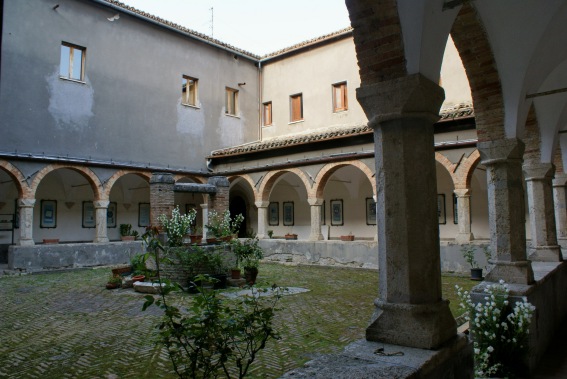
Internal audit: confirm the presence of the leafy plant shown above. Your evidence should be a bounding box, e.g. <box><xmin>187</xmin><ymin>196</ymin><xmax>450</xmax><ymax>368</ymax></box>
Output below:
<box><xmin>206</xmin><ymin>210</ymin><xmax>244</xmax><ymax>238</ymax></box>
<box><xmin>461</xmin><ymin>244</ymin><xmax>479</xmax><ymax>269</ymax></box>
<box><xmin>108</xmin><ymin>275</ymin><xmax>122</xmax><ymax>285</ymax></box>
<box><xmin>267</xmin><ymin>230</ymin><xmax>274</xmax><ymax>239</ymax></box>
<box><xmin>231</xmin><ymin>237</ymin><xmax>264</xmax><ymax>269</ymax></box>
<box><xmin>131</xmin><ymin>252</ymin><xmax>152</xmax><ymax>276</ymax></box>
<box><xmin>159</xmin><ymin>206</ymin><xmax>197</xmax><ymax>247</ymax></box>
<box><xmin>142</xmin><ymin>228</ymin><xmax>281</xmax><ymax>379</ymax></box>
<box><xmin>120</xmin><ymin>223</ymin><xmax>137</xmax><ymax>237</ymax></box>
<box><xmin>456</xmin><ymin>281</ymin><xmax>535</xmax><ymax>377</ymax></box>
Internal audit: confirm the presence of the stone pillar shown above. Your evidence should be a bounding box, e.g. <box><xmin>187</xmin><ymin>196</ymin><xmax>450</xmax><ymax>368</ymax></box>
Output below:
<box><xmin>478</xmin><ymin>138</ymin><xmax>534</xmax><ymax>284</ymax></box>
<box><xmin>149</xmin><ymin>172</ymin><xmax>175</xmax><ymax>227</ymax></box>
<box><xmin>207</xmin><ymin>176</ymin><xmax>230</xmax><ymax>216</ymax></box>
<box><xmin>18</xmin><ymin>198</ymin><xmax>35</xmax><ymax>246</ymax></box>
<box><xmin>356</xmin><ymin>74</ymin><xmax>456</xmax><ymax>349</ymax></box>
<box><xmin>553</xmin><ymin>173</ymin><xmax>567</xmax><ymax>248</ymax></box>
<box><xmin>307</xmin><ymin>198</ymin><xmax>324</xmax><ymax>241</ymax></box>
<box><xmin>94</xmin><ymin>200</ymin><xmax>110</xmax><ymax>243</ymax></box>
<box><xmin>523</xmin><ymin>163</ymin><xmax>562</xmax><ymax>261</ymax></box>
<box><xmin>454</xmin><ymin>189</ymin><xmax>474</xmax><ymax>243</ymax></box>
<box><xmin>255</xmin><ymin>201</ymin><xmax>269</xmax><ymax>239</ymax></box>
<box><xmin>201</xmin><ymin>201</ymin><xmax>209</xmax><ymax>239</ymax></box>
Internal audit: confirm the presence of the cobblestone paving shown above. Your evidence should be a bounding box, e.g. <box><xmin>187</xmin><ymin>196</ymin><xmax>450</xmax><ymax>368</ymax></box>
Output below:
<box><xmin>0</xmin><ymin>264</ymin><xmax>475</xmax><ymax>379</ymax></box>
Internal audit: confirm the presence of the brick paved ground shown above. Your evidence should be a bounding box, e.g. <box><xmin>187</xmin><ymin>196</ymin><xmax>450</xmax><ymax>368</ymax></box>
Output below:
<box><xmin>0</xmin><ymin>264</ymin><xmax>474</xmax><ymax>379</ymax></box>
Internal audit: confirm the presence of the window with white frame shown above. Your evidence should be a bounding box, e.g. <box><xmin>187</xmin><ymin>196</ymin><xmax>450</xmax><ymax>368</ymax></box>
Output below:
<box><xmin>59</xmin><ymin>42</ymin><xmax>86</xmax><ymax>81</ymax></box>
<box><xmin>182</xmin><ymin>75</ymin><xmax>198</xmax><ymax>106</ymax></box>
<box><xmin>225</xmin><ymin>87</ymin><xmax>239</xmax><ymax>116</ymax></box>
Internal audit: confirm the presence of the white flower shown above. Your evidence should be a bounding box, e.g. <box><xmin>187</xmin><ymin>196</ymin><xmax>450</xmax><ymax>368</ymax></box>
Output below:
<box><xmin>487</xmin><ymin>346</ymin><xmax>494</xmax><ymax>352</ymax></box>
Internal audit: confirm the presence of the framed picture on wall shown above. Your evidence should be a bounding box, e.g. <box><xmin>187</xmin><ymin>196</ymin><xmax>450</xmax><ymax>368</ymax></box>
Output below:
<box><xmin>366</xmin><ymin>198</ymin><xmax>377</xmax><ymax>225</ymax></box>
<box><xmin>107</xmin><ymin>202</ymin><xmax>117</xmax><ymax>228</ymax></box>
<box><xmin>14</xmin><ymin>199</ymin><xmax>19</xmax><ymax>229</ymax></box>
<box><xmin>268</xmin><ymin>202</ymin><xmax>279</xmax><ymax>226</ymax></box>
<box><xmin>330</xmin><ymin>199</ymin><xmax>343</xmax><ymax>226</ymax></box>
<box><xmin>82</xmin><ymin>201</ymin><xmax>95</xmax><ymax>228</ymax></box>
<box><xmin>0</xmin><ymin>214</ymin><xmax>13</xmax><ymax>231</ymax></box>
<box><xmin>40</xmin><ymin>200</ymin><xmax>57</xmax><ymax>228</ymax></box>
<box><xmin>453</xmin><ymin>193</ymin><xmax>458</xmax><ymax>224</ymax></box>
<box><xmin>321</xmin><ymin>200</ymin><xmax>326</xmax><ymax>225</ymax></box>
<box><xmin>139</xmin><ymin>203</ymin><xmax>150</xmax><ymax>227</ymax></box>
<box><xmin>438</xmin><ymin>194</ymin><xmax>446</xmax><ymax>224</ymax></box>
<box><xmin>283</xmin><ymin>202</ymin><xmax>294</xmax><ymax>226</ymax></box>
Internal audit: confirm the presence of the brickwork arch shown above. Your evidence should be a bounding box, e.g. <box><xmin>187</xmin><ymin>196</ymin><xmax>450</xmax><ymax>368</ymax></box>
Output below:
<box><xmin>102</xmin><ymin>170</ymin><xmax>151</xmax><ymax>199</ymax></box>
<box><xmin>313</xmin><ymin>160</ymin><xmax>376</xmax><ymax>199</ymax></box>
<box><xmin>30</xmin><ymin>164</ymin><xmax>103</xmax><ymax>200</ymax></box>
<box><xmin>0</xmin><ymin>159</ymin><xmax>31</xmax><ymax>198</ymax></box>
<box><xmin>257</xmin><ymin>168</ymin><xmax>311</xmax><ymax>202</ymax></box>
<box><xmin>451</xmin><ymin>3</ymin><xmax>505</xmax><ymax>142</ymax></box>
<box><xmin>435</xmin><ymin>150</ymin><xmax>481</xmax><ymax>190</ymax></box>
<box><xmin>228</xmin><ymin>174</ymin><xmax>258</xmax><ymax>200</ymax></box>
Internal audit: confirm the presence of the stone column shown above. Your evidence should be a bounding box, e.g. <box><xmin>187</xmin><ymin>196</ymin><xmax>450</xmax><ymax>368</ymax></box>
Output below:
<box><xmin>94</xmin><ymin>200</ymin><xmax>110</xmax><ymax>243</ymax></box>
<box><xmin>553</xmin><ymin>173</ymin><xmax>567</xmax><ymax>248</ymax></box>
<box><xmin>454</xmin><ymin>189</ymin><xmax>474</xmax><ymax>243</ymax></box>
<box><xmin>523</xmin><ymin>163</ymin><xmax>562</xmax><ymax>261</ymax></box>
<box><xmin>478</xmin><ymin>138</ymin><xmax>534</xmax><ymax>284</ymax></box>
<box><xmin>149</xmin><ymin>172</ymin><xmax>175</xmax><ymax>227</ymax></box>
<box><xmin>356</xmin><ymin>74</ymin><xmax>456</xmax><ymax>349</ymax></box>
<box><xmin>18</xmin><ymin>198</ymin><xmax>35</xmax><ymax>246</ymax></box>
<box><xmin>208</xmin><ymin>176</ymin><xmax>230</xmax><ymax>216</ymax></box>
<box><xmin>201</xmin><ymin>201</ymin><xmax>209</xmax><ymax>239</ymax></box>
<box><xmin>308</xmin><ymin>198</ymin><xmax>324</xmax><ymax>241</ymax></box>
<box><xmin>255</xmin><ymin>201</ymin><xmax>269</xmax><ymax>239</ymax></box>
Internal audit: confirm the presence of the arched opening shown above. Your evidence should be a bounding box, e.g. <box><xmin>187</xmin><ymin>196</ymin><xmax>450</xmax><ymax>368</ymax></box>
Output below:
<box><xmin>0</xmin><ymin>168</ymin><xmax>19</xmax><ymax>260</ymax></box>
<box><xmin>108</xmin><ymin>173</ymin><xmax>150</xmax><ymax>240</ymax></box>
<box><xmin>229</xmin><ymin>195</ymin><xmax>247</xmax><ymax>237</ymax></box>
<box><xmin>174</xmin><ymin>176</ymin><xmax>205</xmax><ymax>233</ymax></box>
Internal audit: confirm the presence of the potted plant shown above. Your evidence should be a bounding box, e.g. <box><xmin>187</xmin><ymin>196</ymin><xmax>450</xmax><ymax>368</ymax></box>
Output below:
<box><xmin>267</xmin><ymin>230</ymin><xmax>274</xmax><ymax>239</ymax></box>
<box><xmin>120</xmin><ymin>224</ymin><xmax>138</xmax><ymax>241</ymax></box>
<box><xmin>190</xmin><ymin>226</ymin><xmax>203</xmax><ymax>244</ymax></box>
<box><xmin>340</xmin><ymin>233</ymin><xmax>355</xmax><ymax>241</ymax></box>
<box><xmin>158</xmin><ymin>206</ymin><xmax>196</xmax><ymax>247</ymax></box>
<box><xmin>206</xmin><ymin>210</ymin><xmax>244</xmax><ymax>242</ymax></box>
<box><xmin>284</xmin><ymin>233</ymin><xmax>297</xmax><ymax>240</ymax></box>
<box><xmin>461</xmin><ymin>244</ymin><xmax>483</xmax><ymax>280</ymax></box>
<box><xmin>106</xmin><ymin>275</ymin><xmax>122</xmax><ymax>289</ymax></box>
<box><xmin>231</xmin><ymin>237</ymin><xmax>263</xmax><ymax>285</ymax></box>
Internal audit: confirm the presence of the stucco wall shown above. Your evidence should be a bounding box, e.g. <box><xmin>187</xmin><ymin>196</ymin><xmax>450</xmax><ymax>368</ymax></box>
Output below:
<box><xmin>0</xmin><ymin>0</ymin><xmax>259</xmax><ymax>171</ymax></box>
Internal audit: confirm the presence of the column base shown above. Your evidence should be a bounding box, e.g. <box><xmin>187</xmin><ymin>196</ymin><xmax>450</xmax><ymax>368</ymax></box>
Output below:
<box><xmin>528</xmin><ymin>245</ymin><xmax>563</xmax><ymax>262</ymax></box>
<box><xmin>454</xmin><ymin>232</ymin><xmax>474</xmax><ymax>244</ymax></box>
<box><xmin>366</xmin><ymin>299</ymin><xmax>456</xmax><ymax>349</ymax></box>
<box><xmin>18</xmin><ymin>239</ymin><xmax>35</xmax><ymax>246</ymax></box>
<box><xmin>485</xmin><ymin>259</ymin><xmax>535</xmax><ymax>284</ymax></box>
<box><xmin>94</xmin><ymin>237</ymin><xmax>110</xmax><ymax>243</ymax></box>
<box><xmin>308</xmin><ymin>234</ymin><xmax>323</xmax><ymax>241</ymax></box>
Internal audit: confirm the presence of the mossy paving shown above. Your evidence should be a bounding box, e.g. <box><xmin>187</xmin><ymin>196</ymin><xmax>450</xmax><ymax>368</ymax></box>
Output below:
<box><xmin>0</xmin><ymin>264</ymin><xmax>475</xmax><ymax>378</ymax></box>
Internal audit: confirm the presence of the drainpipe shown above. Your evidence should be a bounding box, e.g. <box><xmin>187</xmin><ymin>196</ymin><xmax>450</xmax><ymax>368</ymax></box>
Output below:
<box><xmin>258</xmin><ymin>60</ymin><xmax>263</xmax><ymax>141</ymax></box>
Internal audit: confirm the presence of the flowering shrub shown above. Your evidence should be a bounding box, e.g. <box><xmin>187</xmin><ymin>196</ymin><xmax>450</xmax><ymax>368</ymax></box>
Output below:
<box><xmin>206</xmin><ymin>210</ymin><xmax>244</xmax><ymax>238</ymax></box>
<box><xmin>158</xmin><ymin>206</ymin><xmax>196</xmax><ymax>247</ymax></box>
<box><xmin>456</xmin><ymin>280</ymin><xmax>535</xmax><ymax>378</ymax></box>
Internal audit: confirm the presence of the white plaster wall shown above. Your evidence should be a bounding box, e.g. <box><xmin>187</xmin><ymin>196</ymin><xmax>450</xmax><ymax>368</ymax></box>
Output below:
<box><xmin>437</xmin><ymin>162</ymin><xmax>458</xmax><ymax>239</ymax></box>
<box><xmin>470</xmin><ymin>167</ymin><xmax>490</xmax><ymax>239</ymax></box>
<box><xmin>440</xmin><ymin>36</ymin><xmax>472</xmax><ymax>108</ymax></box>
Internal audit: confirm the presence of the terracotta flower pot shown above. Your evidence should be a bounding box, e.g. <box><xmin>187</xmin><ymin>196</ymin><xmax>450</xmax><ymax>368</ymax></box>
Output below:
<box><xmin>132</xmin><ymin>275</ymin><xmax>145</xmax><ymax>282</ymax></box>
<box><xmin>285</xmin><ymin>234</ymin><xmax>297</xmax><ymax>240</ymax></box>
<box><xmin>340</xmin><ymin>235</ymin><xmax>355</xmax><ymax>241</ymax></box>
<box><xmin>231</xmin><ymin>268</ymin><xmax>241</xmax><ymax>279</ymax></box>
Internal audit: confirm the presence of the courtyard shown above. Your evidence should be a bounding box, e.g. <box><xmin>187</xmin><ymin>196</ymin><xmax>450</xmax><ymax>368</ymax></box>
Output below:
<box><xmin>0</xmin><ymin>263</ymin><xmax>474</xmax><ymax>378</ymax></box>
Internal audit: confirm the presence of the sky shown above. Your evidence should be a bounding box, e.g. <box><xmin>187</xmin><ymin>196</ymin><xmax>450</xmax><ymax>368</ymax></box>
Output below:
<box><xmin>119</xmin><ymin>0</ymin><xmax>351</xmax><ymax>56</ymax></box>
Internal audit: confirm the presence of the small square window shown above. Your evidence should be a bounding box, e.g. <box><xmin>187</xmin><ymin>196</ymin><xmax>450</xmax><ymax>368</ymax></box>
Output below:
<box><xmin>333</xmin><ymin>82</ymin><xmax>348</xmax><ymax>112</ymax></box>
<box><xmin>290</xmin><ymin>93</ymin><xmax>303</xmax><ymax>122</ymax></box>
<box><xmin>60</xmin><ymin>42</ymin><xmax>86</xmax><ymax>81</ymax></box>
<box><xmin>263</xmin><ymin>102</ymin><xmax>272</xmax><ymax>126</ymax></box>
<box><xmin>182</xmin><ymin>75</ymin><xmax>198</xmax><ymax>106</ymax></box>
<box><xmin>226</xmin><ymin>87</ymin><xmax>239</xmax><ymax>116</ymax></box>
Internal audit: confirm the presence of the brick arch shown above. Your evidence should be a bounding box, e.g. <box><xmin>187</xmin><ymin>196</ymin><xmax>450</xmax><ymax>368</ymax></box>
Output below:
<box><xmin>228</xmin><ymin>174</ymin><xmax>258</xmax><ymax>200</ymax></box>
<box><xmin>257</xmin><ymin>168</ymin><xmax>312</xmax><ymax>202</ymax></box>
<box><xmin>0</xmin><ymin>160</ymin><xmax>31</xmax><ymax>198</ymax></box>
<box><xmin>102</xmin><ymin>170</ymin><xmax>151</xmax><ymax>199</ymax></box>
<box><xmin>313</xmin><ymin>160</ymin><xmax>376</xmax><ymax>199</ymax></box>
<box><xmin>451</xmin><ymin>3</ymin><xmax>505</xmax><ymax>142</ymax></box>
<box><xmin>173</xmin><ymin>174</ymin><xmax>206</xmax><ymax>184</ymax></box>
<box><xmin>458</xmin><ymin>150</ymin><xmax>481</xmax><ymax>189</ymax></box>
<box><xmin>435</xmin><ymin>152</ymin><xmax>457</xmax><ymax>182</ymax></box>
<box><xmin>30</xmin><ymin>164</ymin><xmax>103</xmax><ymax>200</ymax></box>
<box><xmin>345</xmin><ymin>0</ymin><xmax>407</xmax><ymax>84</ymax></box>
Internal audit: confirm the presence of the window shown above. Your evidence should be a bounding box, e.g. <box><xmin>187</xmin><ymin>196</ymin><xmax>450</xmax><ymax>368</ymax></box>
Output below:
<box><xmin>333</xmin><ymin>82</ymin><xmax>348</xmax><ymax>112</ymax></box>
<box><xmin>225</xmin><ymin>87</ymin><xmax>239</xmax><ymax>116</ymax></box>
<box><xmin>290</xmin><ymin>93</ymin><xmax>303</xmax><ymax>122</ymax></box>
<box><xmin>263</xmin><ymin>102</ymin><xmax>272</xmax><ymax>126</ymax></box>
<box><xmin>59</xmin><ymin>42</ymin><xmax>86</xmax><ymax>81</ymax></box>
<box><xmin>182</xmin><ymin>75</ymin><xmax>198</xmax><ymax>106</ymax></box>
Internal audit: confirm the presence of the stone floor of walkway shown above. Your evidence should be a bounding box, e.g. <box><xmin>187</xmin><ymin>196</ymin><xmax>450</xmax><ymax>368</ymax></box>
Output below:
<box><xmin>0</xmin><ymin>264</ymin><xmax>475</xmax><ymax>378</ymax></box>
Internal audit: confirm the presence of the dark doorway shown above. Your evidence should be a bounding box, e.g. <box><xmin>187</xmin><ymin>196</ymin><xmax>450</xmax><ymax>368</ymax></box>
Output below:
<box><xmin>229</xmin><ymin>196</ymin><xmax>247</xmax><ymax>237</ymax></box>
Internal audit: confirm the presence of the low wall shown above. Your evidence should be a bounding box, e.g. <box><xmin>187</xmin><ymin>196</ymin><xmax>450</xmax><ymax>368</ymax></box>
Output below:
<box><xmin>259</xmin><ymin>239</ymin><xmax>492</xmax><ymax>274</ymax></box>
<box><xmin>8</xmin><ymin>241</ymin><xmax>143</xmax><ymax>272</ymax></box>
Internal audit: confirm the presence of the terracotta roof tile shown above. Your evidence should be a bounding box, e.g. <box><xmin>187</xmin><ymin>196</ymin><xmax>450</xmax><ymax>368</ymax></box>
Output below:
<box><xmin>209</xmin><ymin>103</ymin><xmax>475</xmax><ymax>158</ymax></box>
<box><xmin>261</xmin><ymin>27</ymin><xmax>353</xmax><ymax>59</ymax></box>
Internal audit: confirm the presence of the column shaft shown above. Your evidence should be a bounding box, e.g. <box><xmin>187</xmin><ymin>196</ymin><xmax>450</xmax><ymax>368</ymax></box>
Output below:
<box><xmin>553</xmin><ymin>175</ymin><xmax>567</xmax><ymax>246</ymax></box>
<box><xmin>255</xmin><ymin>201</ymin><xmax>269</xmax><ymax>239</ymax></box>
<box><xmin>94</xmin><ymin>200</ymin><xmax>110</xmax><ymax>243</ymax></box>
<box><xmin>454</xmin><ymin>189</ymin><xmax>474</xmax><ymax>243</ymax></box>
<box><xmin>18</xmin><ymin>198</ymin><xmax>36</xmax><ymax>246</ymax></box>
<box><xmin>478</xmin><ymin>139</ymin><xmax>534</xmax><ymax>284</ymax></box>
<box><xmin>308</xmin><ymin>198</ymin><xmax>323</xmax><ymax>241</ymax></box>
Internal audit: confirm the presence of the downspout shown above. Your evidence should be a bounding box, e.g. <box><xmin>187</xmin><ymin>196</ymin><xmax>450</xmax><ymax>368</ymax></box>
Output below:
<box><xmin>258</xmin><ymin>60</ymin><xmax>263</xmax><ymax>141</ymax></box>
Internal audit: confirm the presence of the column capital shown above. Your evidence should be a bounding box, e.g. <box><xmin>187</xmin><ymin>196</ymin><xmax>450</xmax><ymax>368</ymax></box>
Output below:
<box><xmin>307</xmin><ymin>198</ymin><xmax>323</xmax><ymax>206</ymax></box>
<box><xmin>478</xmin><ymin>138</ymin><xmax>524</xmax><ymax>165</ymax></box>
<box><xmin>200</xmin><ymin>203</ymin><xmax>208</xmax><ymax>210</ymax></box>
<box><xmin>93</xmin><ymin>200</ymin><xmax>110</xmax><ymax>208</ymax></box>
<box><xmin>522</xmin><ymin>162</ymin><xmax>554</xmax><ymax>181</ymax></box>
<box><xmin>356</xmin><ymin>73</ymin><xmax>445</xmax><ymax>126</ymax></box>
<box><xmin>453</xmin><ymin>188</ymin><xmax>471</xmax><ymax>197</ymax></box>
<box><xmin>553</xmin><ymin>173</ymin><xmax>567</xmax><ymax>187</ymax></box>
<box><xmin>18</xmin><ymin>198</ymin><xmax>36</xmax><ymax>208</ymax></box>
<box><xmin>255</xmin><ymin>201</ymin><xmax>269</xmax><ymax>208</ymax></box>
<box><xmin>149</xmin><ymin>172</ymin><xmax>175</xmax><ymax>184</ymax></box>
